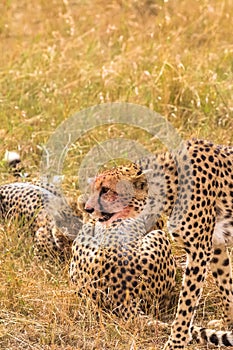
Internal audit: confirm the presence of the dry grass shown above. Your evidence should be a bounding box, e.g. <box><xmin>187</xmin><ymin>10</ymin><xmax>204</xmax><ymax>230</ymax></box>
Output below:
<box><xmin>0</xmin><ymin>0</ymin><xmax>233</xmax><ymax>349</ymax></box>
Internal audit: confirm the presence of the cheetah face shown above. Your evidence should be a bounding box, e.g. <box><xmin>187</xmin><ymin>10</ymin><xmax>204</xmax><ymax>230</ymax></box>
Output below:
<box><xmin>83</xmin><ymin>164</ymin><xmax>148</xmax><ymax>225</ymax></box>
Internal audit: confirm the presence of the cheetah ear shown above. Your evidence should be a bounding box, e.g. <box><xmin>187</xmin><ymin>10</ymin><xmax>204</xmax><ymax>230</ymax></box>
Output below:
<box><xmin>77</xmin><ymin>194</ymin><xmax>88</xmax><ymax>212</ymax></box>
<box><xmin>52</xmin><ymin>175</ymin><xmax>64</xmax><ymax>184</ymax></box>
<box><xmin>87</xmin><ymin>177</ymin><xmax>95</xmax><ymax>185</ymax></box>
<box><xmin>142</xmin><ymin>169</ymin><xmax>153</xmax><ymax>175</ymax></box>
<box><xmin>131</xmin><ymin>168</ymin><xmax>152</xmax><ymax>180</ymax></box>
<box><xmin>131</xmin><ymin>172</ymin><xmax>144</xmax><ymax>180</ymax></box>
<box><xmin>131</xmin><ymin>173</ymin><xmax>147</xmax><ymax>190</ymax></box>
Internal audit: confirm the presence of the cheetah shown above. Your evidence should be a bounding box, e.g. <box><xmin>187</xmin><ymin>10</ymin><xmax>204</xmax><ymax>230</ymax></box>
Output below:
<box><xmin>70</xmin><ymin>164</ymin><xmax>177</xmax><ymax>320</ymax></box>
<box><xmin>81</xmin><ymin>139</ymin><xmax>233</xmax><ymax>348</ymax></box>
<box><xmin>0</xmin><ymin>181</ymin><xmax>82</xmax><ymax>258</ymax></box>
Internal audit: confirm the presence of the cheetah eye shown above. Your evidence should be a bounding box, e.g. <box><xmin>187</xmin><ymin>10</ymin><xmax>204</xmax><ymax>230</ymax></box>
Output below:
<box><xmin>100</xmin><ymin>186</ymin><xmax>110</xmax><ymax>195</ymax></box>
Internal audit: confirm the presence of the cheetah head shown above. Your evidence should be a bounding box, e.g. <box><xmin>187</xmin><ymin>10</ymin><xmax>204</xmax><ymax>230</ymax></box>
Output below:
<box><xmin>83</xmin><ymin>163</ymin><xmax>148</xmax><ymax>225</ymax></box>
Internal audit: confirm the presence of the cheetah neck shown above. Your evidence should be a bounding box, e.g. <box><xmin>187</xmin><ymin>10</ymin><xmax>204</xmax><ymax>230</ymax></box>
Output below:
<box><xmin>138</xmin><ymin>151</ymin><xmax>178</xmax><ymax>219</ymax></box>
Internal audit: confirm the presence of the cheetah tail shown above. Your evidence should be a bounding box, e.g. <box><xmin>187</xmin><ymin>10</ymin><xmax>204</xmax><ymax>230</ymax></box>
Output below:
<box><xmin>192</xmin><ymin>325</ymin><xmax>233</xmax><ymax>347</ymax></box>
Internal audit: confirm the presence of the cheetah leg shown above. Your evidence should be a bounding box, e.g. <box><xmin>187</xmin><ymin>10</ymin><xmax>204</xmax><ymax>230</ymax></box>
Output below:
<box><xmin>51</xmin><ymin>226</ymin><xmax>67</xmax><ymax>249</ymax></box>
<box><xmin>210</xmin><ymin>244</ymin><xmax>233</xmax><ymax>327</ymax></box>
<box><xmin>163</xmin><ymin>248</ymin><xmax>211</xmax><ymax>349</ymax></box>
<box><xmin>34</xmin><ymin>226</ymin><xmax>57</xmax><ymax>257</ymax></box>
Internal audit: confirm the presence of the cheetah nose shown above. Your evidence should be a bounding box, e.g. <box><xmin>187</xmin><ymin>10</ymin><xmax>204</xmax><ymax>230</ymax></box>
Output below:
<box><xmin>84</xmin><ymin>206</ymin><xmax>94</xmax><ymax>214</ymax></box>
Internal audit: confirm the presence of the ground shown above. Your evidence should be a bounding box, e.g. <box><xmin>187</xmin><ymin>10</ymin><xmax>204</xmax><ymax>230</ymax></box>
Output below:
<box><xmin>0</xmin><ymin>0</ymin><xmax>233</xmax><ymax>349</ymax></box>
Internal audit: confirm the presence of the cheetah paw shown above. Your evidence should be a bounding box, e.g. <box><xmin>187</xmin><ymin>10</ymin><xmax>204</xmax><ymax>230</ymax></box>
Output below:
<box><xmin>147</xmin><ymin>320</ymin><xmax>169</xmax><ymax>329</ymax></box>
<box><xmin>163</xmin><ymin>339</ymin><xmax>189</xmax><ymax>350</ymax></box>
<box><xmin>207</xmin><ymin>319</ymin><xmax>224</xmax><ymax>329</ymax></box>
